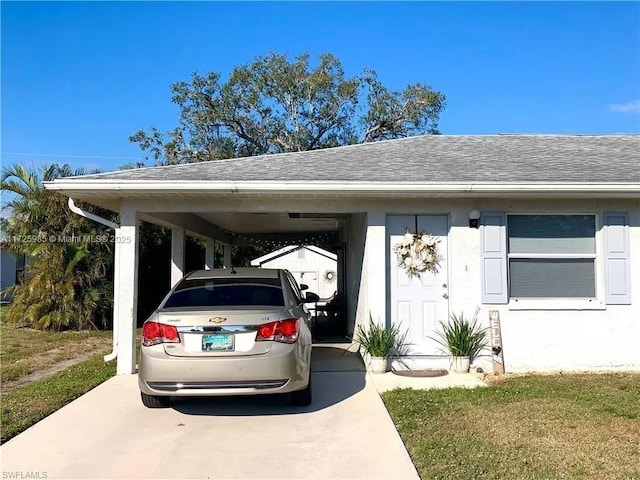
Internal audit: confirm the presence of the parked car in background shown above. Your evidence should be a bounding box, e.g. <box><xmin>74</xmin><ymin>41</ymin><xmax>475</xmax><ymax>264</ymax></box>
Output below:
<box><xmin>138</xmin><ymin>268</ymin><xmax>318</xmax><ymax>408</ymax></box>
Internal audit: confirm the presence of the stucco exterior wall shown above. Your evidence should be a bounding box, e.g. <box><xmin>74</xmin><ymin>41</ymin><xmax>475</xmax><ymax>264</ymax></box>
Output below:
<box><xmin>345</xmin><ymin>213</ymin><xmax>367</xmax><ymax>336</ymax></box>
<box><xmin>479</xmin><ymin>199</ymin><xmax>640</xmax><ymax>372</ymax></box>
<box><xmin>385</xmin><ymin>198</ymin><xmax>640</xmax><ymax>372</ymax></box>
<box><xmin>123</xmin><ymin>194</ymin><xmax>637</xmax><ymax>373</ymax></box>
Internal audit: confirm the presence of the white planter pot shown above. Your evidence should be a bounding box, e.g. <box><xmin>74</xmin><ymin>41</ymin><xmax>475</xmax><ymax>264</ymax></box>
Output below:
<box><xmin>369</xmin><ymin>357</ymin><xmax>390</xmax><ymax>374</ymax></box>
<box><xmin>450</xmin><ymin>356</ymin><xmax>470</xmax><ymax>373</ymax></box>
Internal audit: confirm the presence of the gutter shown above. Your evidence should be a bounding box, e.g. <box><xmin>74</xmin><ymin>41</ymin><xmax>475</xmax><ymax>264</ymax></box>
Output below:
<box><xmin>47</xmin><ymin>180</ymin><xmax>640</xmax><ymax>196</ymax></box>
<box><xmin>67</xmin><ymin>198</ymin><xmax>120</xmax><ymax>362</ymax></box>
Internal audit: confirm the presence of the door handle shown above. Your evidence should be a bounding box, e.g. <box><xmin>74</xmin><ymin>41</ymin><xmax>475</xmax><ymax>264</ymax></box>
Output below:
<box><xmin>442</xmin><ymin>293</ymin><xmax>449</xmax><ymax>299</ymax></box>
<box><xmin>442</xmin><ymin>283</ymin><xmax>447</xmax><ymax>288</ymax></box>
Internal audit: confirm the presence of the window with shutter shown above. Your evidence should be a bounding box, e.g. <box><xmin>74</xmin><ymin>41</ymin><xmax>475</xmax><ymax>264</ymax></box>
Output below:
<box><xmin>507</xmin><ymin>215</ymin><xmax>596</xmax><ymax>298</ymax></box>
<box><xmin>480</xmin><ymin>212</ymin><xmax>630</xmax><ymax>308</ymax></box>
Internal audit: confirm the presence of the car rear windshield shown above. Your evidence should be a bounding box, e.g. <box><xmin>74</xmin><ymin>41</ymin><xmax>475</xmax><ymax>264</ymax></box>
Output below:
<box><xmin>163</xmin><ymin>277</ymin><xmax>285</xmax><ymax>308</ymax></box>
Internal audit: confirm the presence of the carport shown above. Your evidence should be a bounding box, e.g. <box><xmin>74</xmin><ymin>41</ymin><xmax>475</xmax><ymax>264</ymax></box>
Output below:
<box><xmin>46</xmin><ymin>154</ymin><xmax>391</xmax><ymax>375</ymax></box>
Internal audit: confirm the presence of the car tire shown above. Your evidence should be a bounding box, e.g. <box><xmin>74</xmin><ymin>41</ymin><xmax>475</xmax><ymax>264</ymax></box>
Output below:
<box><xmin>290</xmin><ymin>375</ymin><xmax>312</xmax><ymax>406</ymax></box>
<box><xmin>141</xmin><ymin>392</ymin><xmax>171</xmax><ymax>408</ymax></box>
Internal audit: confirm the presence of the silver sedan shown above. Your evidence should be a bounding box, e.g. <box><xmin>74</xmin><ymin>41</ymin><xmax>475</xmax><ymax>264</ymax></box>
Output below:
<box><xmin>138</xmin><ymin>268</ymin><xmax>316</xmax><ymax>408</ymax></box>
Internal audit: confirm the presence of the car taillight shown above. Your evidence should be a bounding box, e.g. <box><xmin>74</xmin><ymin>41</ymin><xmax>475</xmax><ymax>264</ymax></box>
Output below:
<box><xmin>142</xmin><ymin>321</ymin><xmax>180</xmax><ymax>346</ymax></box>
<box><xmin>256</xmin><ymin>318</ymin><xmax>299</xmax><ymax>344</ymax></box>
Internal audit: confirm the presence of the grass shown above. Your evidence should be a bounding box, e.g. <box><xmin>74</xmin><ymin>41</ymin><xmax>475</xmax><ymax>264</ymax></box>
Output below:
<box><xmin>382</xmin><ymin>373</ymin><xmax>640</xmax><ymax>480</ymax></box>
<box><xmin>1</xmin><ymin>353</ymin><xmax>116</xmax><ymax>443</ymax></box>
<box><xmin>0</xmin><ymin>307</ymin><xmax>112</xmax><ymax>383</ymax></box>
<box><xmin>0</xmin><ymin>306</ymin><xmax>120</xmax><ymax>443</ymax></box>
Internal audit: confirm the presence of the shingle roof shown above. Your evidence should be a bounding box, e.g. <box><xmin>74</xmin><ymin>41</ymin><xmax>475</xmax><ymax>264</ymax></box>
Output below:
<box><xmin>70</xmin><ymin>134</ymin><xmax>640</xmax><ymax>184</ymax></box>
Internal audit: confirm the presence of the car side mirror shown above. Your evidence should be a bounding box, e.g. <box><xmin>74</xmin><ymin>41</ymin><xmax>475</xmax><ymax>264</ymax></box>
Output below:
<box><xmin>304</xmin><ymin>292</ymin><xmax>320</xmax><ymax>303</ymax></box>
<box><xmin>299</xmin><ymin>284</ymin><xmax>309</xmax><ymax>291</ymax></box>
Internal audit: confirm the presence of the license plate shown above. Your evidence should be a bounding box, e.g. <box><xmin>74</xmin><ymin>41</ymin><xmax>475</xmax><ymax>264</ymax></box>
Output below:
<box><xmin>202</xmin><ymin>333</ymin><xmax>234</xmax><ymax>351</ymax></box>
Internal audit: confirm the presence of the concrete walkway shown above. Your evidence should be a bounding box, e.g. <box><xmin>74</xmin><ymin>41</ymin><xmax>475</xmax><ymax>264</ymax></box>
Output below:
<box><xmin>1</xmin><ymin>345</ymin><xmax>420</xmax><ymax>480</ymax></box>
<box><xmin>371</xmin><ymin>370</ymin><xmax>487</xmax><ymax>393</ymax></box>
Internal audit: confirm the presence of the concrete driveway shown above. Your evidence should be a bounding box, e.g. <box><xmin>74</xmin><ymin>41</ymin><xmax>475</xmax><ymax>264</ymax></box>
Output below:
<box><xmin>1</xmin><ymin>344</ymin><xmax>419</xmax><ymax>480</ymax></box>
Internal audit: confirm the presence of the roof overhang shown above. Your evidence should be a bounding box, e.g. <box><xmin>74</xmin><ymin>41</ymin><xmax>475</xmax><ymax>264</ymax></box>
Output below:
<box><xmin>45</xmin><ymin>178</ymin><xmax>639</xmax><ymax>244</ymax></box>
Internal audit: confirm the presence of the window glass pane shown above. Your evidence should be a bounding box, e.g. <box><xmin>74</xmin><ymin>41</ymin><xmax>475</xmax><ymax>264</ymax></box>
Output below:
<box><xmin>508</xmin><ymin>215</ymin><xmax>595</xmax><ymax>254</ymax></box>
<box><xmin>164</xmin><ymin>278</ymin><xmax>284</xmax><ymax>307</ymax></box>
<box><xmin>509</xmin><ymin>259</ymin><xmax>596</xmax><ymax>298</ymax></box>
<box><xmin>286</xmin><ymin>274</ymin><xmax>303</xmax><ymax>305</ymax></box>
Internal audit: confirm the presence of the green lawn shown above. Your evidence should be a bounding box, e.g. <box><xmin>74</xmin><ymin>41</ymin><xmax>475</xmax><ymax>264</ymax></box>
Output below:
<box><xmin>382</xmin><ymin>374</ymin><xmax>640</xmax><ymax>480</ymax></box>
<box><xmin>0</xmin><ymin>306</ymin><xmax>118</xmax><ymax>443</ymax></box>
<box><xmin>1</xmin><ymin>353</ymin><xmax>116</xmax><ymax>443</ymax></box>
<box><xmin>0</xmin><ymin>308</ymin><xmax>112</xmax><ymax>383</ymax></box>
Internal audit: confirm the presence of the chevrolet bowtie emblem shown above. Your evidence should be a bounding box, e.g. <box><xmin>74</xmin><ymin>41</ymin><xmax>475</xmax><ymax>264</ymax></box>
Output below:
<box><xmin>209</xmin><ymin>316</ymin><xmax>227</xmax><ymax>324</ymax></box>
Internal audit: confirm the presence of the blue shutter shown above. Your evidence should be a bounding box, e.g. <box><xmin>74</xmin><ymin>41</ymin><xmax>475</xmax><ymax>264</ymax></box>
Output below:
<box><xmin>480</xmin><ymin>212</ymin><xmax>508</xmax><ymax>304</ymax></box>
<box><xmin>603</xmin><ymin>212</ymin><xmax>631</xmax><ymax>305</ymax></box>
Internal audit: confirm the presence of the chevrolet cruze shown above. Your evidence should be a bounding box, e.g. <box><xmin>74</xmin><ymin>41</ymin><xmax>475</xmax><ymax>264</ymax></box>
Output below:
<box><xmin>138</xmin><ymin>268</ymin><xmax>316</xmax><ymax>408</ymax></box>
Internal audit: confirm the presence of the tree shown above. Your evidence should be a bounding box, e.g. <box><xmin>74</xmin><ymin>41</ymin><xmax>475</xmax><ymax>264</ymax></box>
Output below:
<box><xmin>1</xmin><ymin>164</ymin><xmax>114</xmax><ymax>330</ymax></box>
<box><xmin>131</xmin><ymin>52</ymin><xmax>446</xmax><ymax>165</ymax></box>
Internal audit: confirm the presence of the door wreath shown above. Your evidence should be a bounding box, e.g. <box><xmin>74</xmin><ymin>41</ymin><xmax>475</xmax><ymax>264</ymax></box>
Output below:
<box><xmin>392</xmin><ymin>231</ymin><xmax>441</xmax><ymax>278</ymax></box>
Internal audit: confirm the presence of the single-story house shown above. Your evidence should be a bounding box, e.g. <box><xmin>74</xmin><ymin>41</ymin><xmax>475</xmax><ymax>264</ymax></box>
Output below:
<box><xmin>1</xmin><ymin>247</ymin><xmax>18</xmax><ymax>302</ymax></box>
<box><xmin>251</xmin><ymin>245</ymin><xmax>338</xmax><ymax>300</ymax></box>
<box><xmin>0</xmin><ymin>247</ymin><xmax>28</xmax><ymax>303</ymax></box>
<box><xmin>45</xmin><ymin>134</ymin><xmax>640</xmax><ymax>375</ymax></box>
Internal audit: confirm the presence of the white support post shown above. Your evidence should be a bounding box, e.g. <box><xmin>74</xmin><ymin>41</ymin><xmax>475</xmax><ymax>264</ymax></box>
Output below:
<box><xmin>222</xmin><ymin>244</ymin><xmax>232</xmax><ymax>269</ymax></box>
<box><xmin>336</xmin><ymin>245</ymin><xmax>344</xmax><ymax>299</ymax></box>
<box><xmin>204</xmin><ymin>238</ymin><xmax>215</xmax><ymax>270</ymax></box>
<box><xmin>171</xmin><ymin>227</ymin><xmax>185</xmax><ymax>287</ymax></box>
<box><xmin>104</xmin><ymin>227</ymin><xmax>121</xmax><ymax>363</ymax></box>
<box><xmin>116</xmin><ymin>202</ymin><xmax>139</xmax><ymax>375</ymax></box>
<box><xmin>365</xmin><ymin>212</ymin><xmax>387</xmax><ymax>327</ymax></box>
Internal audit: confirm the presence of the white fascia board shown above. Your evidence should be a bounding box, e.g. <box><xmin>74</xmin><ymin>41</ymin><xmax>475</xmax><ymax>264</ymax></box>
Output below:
<box><xmin>306</xmin><ymin>245</ymin><xmax>338</xmax><ymax>260</ymax></box>
<box><xmin>250</xmin><ymin>245</ymin><xmax>298</xmax><ymax>266</ymax></box>
<box><xmin>251</xmin><ymin>245</ymin><xmax>338</xmax><ymax>267</ymax></box>
<box><xmin>45</xmin><ymin>180</ymin><xmax>640</xmax><ymax>195</ymax></box>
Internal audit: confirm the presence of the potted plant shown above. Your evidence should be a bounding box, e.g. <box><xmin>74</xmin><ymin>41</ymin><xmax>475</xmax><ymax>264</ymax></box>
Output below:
<box><xmin>432</xmin><ymin>309</ymin><xmax>488</xmax><ymax>373</ymax></box>
<box><xmin>354</xmin><ymin>316</ymin><xmax>406</xmax><ymax>373</ymax></box>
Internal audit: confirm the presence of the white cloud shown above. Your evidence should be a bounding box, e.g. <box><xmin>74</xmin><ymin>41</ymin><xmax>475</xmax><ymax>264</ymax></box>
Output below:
<box><xmin>610</xmin><ymin>99</ymin><xmax>640</xmax><ymax>113</ymax></box>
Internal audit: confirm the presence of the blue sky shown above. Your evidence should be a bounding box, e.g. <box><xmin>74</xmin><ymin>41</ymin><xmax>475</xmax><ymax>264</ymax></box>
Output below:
<box><xmin>2</xmin><ymin>1</ymin><xmax>639</xmax><ymax>173</ymax></box>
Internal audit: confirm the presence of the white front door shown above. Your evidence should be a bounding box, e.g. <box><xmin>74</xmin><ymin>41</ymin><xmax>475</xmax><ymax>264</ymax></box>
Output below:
<box><xmin>387</xmin><ymin>215</ymin><xmax>449</xmax><ymax>355</ymax></box>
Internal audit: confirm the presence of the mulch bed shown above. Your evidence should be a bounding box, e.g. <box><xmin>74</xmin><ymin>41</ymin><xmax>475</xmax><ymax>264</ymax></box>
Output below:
<box><xmin>392</xmin><ymin>369</ymin><xmax>448</xmax><ymax>378</ymax></box>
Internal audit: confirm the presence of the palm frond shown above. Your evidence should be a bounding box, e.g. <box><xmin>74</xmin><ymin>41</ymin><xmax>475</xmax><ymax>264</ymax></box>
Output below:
<box><xmin>2</xmin><ymin>163</ymin><xmax>113</xmax><ymax>331</ymax></box>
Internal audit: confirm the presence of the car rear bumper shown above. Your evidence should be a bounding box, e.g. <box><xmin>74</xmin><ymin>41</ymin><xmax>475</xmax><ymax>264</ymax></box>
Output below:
<box><xmin>138</xmin><ymin>342</ymin><xmax>311</xmax><ymax>397</ymax></box>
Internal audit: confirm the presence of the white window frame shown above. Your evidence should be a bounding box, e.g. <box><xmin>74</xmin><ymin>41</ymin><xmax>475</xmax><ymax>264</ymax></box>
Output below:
<box><xmin>507</xmin><ymin>213</ymin><xmax>605</xmax><ymax>311</ymax></box>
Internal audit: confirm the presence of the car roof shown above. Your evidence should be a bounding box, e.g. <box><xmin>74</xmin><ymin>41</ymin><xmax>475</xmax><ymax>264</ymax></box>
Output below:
<box><xmin>185</xmin><ymin>268</ymin><xmax>283</xmax><ymax>280</ymax></box>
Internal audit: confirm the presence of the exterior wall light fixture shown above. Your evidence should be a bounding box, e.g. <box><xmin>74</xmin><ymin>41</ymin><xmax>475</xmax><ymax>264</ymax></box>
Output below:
<box><xmin>469</xmin><ymin>210</ymin><xmax>481</xmax><ymax>229</ymax></box>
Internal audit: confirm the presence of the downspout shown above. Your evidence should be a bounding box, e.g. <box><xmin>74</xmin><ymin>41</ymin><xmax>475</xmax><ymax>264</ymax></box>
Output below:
<box><xmin>67</xmin><ymin>198</ymin><xmax>120</xmax><ymax>362</ymax></box>
<box><xmin>68</xmin><ymin>198</ymin><xmax>119</xmax><ymax>230</ymax></box>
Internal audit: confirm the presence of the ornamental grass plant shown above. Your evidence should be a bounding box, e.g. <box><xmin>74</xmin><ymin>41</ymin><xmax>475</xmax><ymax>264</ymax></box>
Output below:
<box><xmin>355</xmin><ymin>315</ymin><xmax>407</xmax><ymax>358</ymax></box>
<box><xmin>432</xmin><ymin>309</ymin><xmax>488</xmax><ymax>360</ymax></box>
